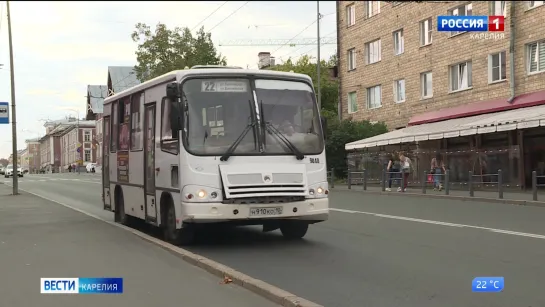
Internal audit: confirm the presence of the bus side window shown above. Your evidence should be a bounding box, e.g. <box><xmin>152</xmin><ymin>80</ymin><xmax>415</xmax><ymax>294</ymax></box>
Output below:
<box><xmin>111</xmin><ymin>101</ymin><xmax>118</xmax><ymax>152</ymax></box>
<box><xmin>160</xmin><ymin>97</ymin><xmax>179</xmax><ymax>154</ymax></box>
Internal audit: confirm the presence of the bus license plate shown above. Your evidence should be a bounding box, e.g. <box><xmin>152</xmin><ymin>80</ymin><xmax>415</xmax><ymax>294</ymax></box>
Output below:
<box><xmin>249</xmin><ymin>207</ymin><xmax>283</xmax><ymax>217</ymax></box>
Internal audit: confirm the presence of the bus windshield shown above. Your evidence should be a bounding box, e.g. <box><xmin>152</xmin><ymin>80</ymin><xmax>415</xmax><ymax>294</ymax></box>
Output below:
<box><xmin>182</xmin><ymin>78</ymin><xmax>258</xmax><ymax>156</ymax></box>
<box><xmin>256</xmin><ymin>79</ymin><xmax>323</xmax><ymax>155</ymax></box>
<box><xmin>181</xmin><ymin>77</ymin><xmax>323</xmax><ymax>157</ymax></box>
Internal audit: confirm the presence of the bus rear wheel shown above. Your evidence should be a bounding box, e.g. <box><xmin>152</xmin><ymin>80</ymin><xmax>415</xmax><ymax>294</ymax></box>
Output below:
<box><xmin>163</xmin><ymin>203</ymin><xmax>196</xmax><ymax>246</ymax></box>
<box><xmin>280</xmin><ymin>221</ymin><xmax>309</xmax><ymax>240</ymax></box>
<box><xmin>114</xmin><ymin>189</ymin><xmax>131</xmax><ymax>226</ymax></box>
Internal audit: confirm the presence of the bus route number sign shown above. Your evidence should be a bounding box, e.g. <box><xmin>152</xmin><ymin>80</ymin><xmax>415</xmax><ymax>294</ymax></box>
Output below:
<box><xmin>201</xmin><ymin>80</ymin><xmax>247</xmax><ymax>93</ymax></box>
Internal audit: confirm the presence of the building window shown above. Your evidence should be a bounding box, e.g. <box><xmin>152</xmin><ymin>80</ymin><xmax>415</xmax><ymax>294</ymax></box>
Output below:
<box><xmin>348</xmin><ymin>91</ymin><xmax>358</xmax><ymax>114</ymax></box>
<box><xmin>130</xmin><ymin>92</ymin><xmax>143</xmax><ymax>151</ymax></box>
<box><xmin>365</xmin><ymin>39</ymin><xmax>381</xmax><ymax>64</ymax></box>
<box><xmin>421</xmin><ymin>72</ymin><xmax>433</xmax><ymax>99</ymax></box>
<box><xmin>84</xmin><ymin>149</ymin><xmax>91</xmax><ymax>162</ymax></box>
<box><xmin>393</xmin><ymin>29</ymin><xmax>404</xmax><ymax>55</ymax></box>
<box><xmin>393</xmin><ymin>79</ymin><xmax>405</xmax><ymax>103</ymax></box>
<box><xmin>490</xmin><ymin>1</ymin><xmax>506</xmax><ymax>16</ymax></box>
<box><xmin>448</xmin><ymin>3</ymin><xmax>473</xmax><ymax>36</ymax></box>
<box><xmin>419</xmin><ymin>18</ymin><xmax>432</xmax><ymax>46</ymax></box>
<box><xmin>346</xmin><ymin>4</ymin><xmax>356</xmax><ymax>26</ymax></box>
<box><xmin>528</xmin><ymin>40</ymin><xmax>545</xmax><ymax>74</ymax></box>
<box><xmin>450</xmin><ymin>61</ymin><xmax>472</xmax><ymax>92</ymax></box>
<box><xmin>488</xmin><ymin>51</ymin><xmax>507</xmax><ymax>83</ymax></box>
<box><xmin>529</xmin><ymin>1</ymin><xmax>544</xmax><ymax>9</ymax></box>
<box><xmin>347</xmin><ymin>48</ymin><xmax>356</xmax><ymax>71</ymax></box>
<box><xmin>366</xmin><ymin>85</ymin><xmax>382</xmax><ymax>109</ymax></box>
<box><xmin>365</xmin><ymin>1</ymin><xmax>380</xmax><ymax>18</ymax></box>
<box><xmin>161</xmin><ymin>97</ymin><xmax>179</xmax><ymax>154</ymax></box>
<box><xmin>84</xmin><ymin>130</ymin><xmax>91</xmax><ymax>142</ymax></box>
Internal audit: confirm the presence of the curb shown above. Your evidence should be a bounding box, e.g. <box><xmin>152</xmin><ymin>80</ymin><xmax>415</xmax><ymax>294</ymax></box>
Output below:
<box><xmin>335</xmin><ymin>187</ymin><xmax>545</xmax><ymax>208</ymax></box>
<box><xmin>3</xmin><ymin>184</ymin><xmax>323</xmax><ymax>307</ymax></box>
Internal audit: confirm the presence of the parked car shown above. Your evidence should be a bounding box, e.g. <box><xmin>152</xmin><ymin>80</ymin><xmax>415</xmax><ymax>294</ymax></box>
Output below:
<box><xmin>86</xmin><ymin>163</ymin><xmax>97</xmax><ymax>173</ymax></box>
<box><xmin>4</xmin><ymin>164</ymin><xmax>23</xmax><ymax>178</ymax></box>
<box><xmin>0</xmin><ymin>166</ymin><xmax>4</xmax><ymax>175</ymax></box>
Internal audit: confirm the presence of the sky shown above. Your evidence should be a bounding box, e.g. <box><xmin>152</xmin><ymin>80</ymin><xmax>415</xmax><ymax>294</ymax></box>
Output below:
<box><xmin>0</xmin><ymin>1</ymin><xmax>337</xmax><ymax>159</ymax></box>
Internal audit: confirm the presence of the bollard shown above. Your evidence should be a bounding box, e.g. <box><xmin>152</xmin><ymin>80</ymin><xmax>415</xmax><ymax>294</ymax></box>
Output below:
<box><xmin>533</xmin><ymin>171</ymin><xmax>538</xmax><ymax>201</ymax></box>
<box><xmin>401</xmin><ymin>168</ymin><xmax>406</xmax><ymax>192</ymax></box>
<box><xmin>422</xmin><ymin>171</ymin><xmax>427</xmax><ymax>194</ymax></box>
<box><xmin>381</xmin><ymin>167</ymin><xmax>386</xmax><ymax>192</ymax></box>
<box><xmin>330</xmin><ymin>168</ymin><xmax>335</xmax><ymax>188</ymax></box>
<box><xmin>347</xmin><ymin>169</ymin><xmax>352</xmax><ymax>189</ymax></box>
<box><xmin>363</xmin><ymin>169</ymin><xmax>367</xmax><ymax>191</ymax></box>
<box><xmin>469</xmin><ymin>171</ymin><xmax>474</xmax><ymax>197</ymax></box>
<box><xmin>445</xmin><ymin>169</ymin><xmax>450</xmax><ymax>195</ymax></box>
<box><xmin>498</xmin><ymin>169</ymin><xmax>503</xmax><ymax>199</ymax></box>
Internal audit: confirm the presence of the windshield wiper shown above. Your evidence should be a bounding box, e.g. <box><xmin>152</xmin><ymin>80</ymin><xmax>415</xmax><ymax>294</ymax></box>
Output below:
<box><xmin>220</xmin><ymin>122</ymin><xmax>257</xmax><ymax>162</ymax></box>
<box><xmin>265</xmin><ymin>123</ymin><xmax>304</xmax><ymax>160</ymax></box>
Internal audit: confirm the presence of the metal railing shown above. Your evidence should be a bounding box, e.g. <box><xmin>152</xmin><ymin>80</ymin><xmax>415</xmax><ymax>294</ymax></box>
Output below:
<box><xmin>337</xmin><ymin>167</ymin><xmax>545</xmax><ymax>201</ymax></box>
<box><xmin>532</xmin><ymin>171</ymin><xmax>545</xmax><ymax>201</ymax></box>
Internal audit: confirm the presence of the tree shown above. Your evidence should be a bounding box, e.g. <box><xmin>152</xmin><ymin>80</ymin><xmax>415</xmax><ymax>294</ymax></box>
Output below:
<box><xmin>131</xmin><ymin>24</ymin><xmax>227</xmax><ymax>81</ymax></box>
<box><xmin>268</xmin><ymin>55</ymin><xmax>338</xmax><ymax>113</ymax></box>
<box><xmin>0</xmin><ymin>158</ymin><xmax>7</xmax><ymax>166</ymax></box>
<box><xmin>326</xmin><ymin>119</ymin><xmax>388</xmax><ymax>177</ymax></box>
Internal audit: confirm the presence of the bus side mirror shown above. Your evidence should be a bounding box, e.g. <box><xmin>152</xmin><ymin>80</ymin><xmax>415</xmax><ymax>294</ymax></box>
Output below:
<box><xmin>169</xmin><ymin>100</ymin><xmax>182</xmax><ymax>136</ymax></box>
<box><xmin>166</xmin><ymin>83</ymin><xmax>179</xmax><ymax>100</ymax></box>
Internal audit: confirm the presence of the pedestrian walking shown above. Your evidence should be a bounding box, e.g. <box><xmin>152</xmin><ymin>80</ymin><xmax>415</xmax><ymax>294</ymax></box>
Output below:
<box><xmin>431</xmin><ymin>152</ymin><xmax>446</xmax><ymax>191</ymax></box>
<box><xmin>385</xmin><ymin>152</ymin><xmax>400</xmax><ymax>192</ymax></box>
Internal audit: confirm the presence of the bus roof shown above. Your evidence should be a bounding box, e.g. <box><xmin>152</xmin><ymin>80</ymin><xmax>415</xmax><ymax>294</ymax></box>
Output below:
<box><xmin>103</xmin><ymin>68</ymin><xmax>313</xmax><ymax>105</ymax></box>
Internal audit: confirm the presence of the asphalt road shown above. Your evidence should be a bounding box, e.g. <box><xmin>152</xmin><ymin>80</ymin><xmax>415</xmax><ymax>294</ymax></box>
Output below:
<box><xmin>0</xmin><ymin>181</ymin><xmax>277</xmax><ymax>307</ymax></box>
<box><xmin>5</xmin><ymin>173</ymin><xmax>545</xmax><ymax>307</ymax></box>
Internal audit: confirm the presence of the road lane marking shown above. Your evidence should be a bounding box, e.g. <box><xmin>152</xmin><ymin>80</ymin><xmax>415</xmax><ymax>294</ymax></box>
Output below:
<box><xmin>330</xmin><ymin>208</ymin><xmax>545</xmax><ymax>240</ymax></box>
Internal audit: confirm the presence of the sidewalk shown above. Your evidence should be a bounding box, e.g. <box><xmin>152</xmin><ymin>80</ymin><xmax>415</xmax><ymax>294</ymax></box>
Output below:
<box><xmin>333</xmin><ymin>184</ymin><xmax>545</xmax><ymax>206</ymax></box>
<box><xmin>0</xmin><ymin>184</ymin><xmax>278</xmax><ymax>307</ymax></box>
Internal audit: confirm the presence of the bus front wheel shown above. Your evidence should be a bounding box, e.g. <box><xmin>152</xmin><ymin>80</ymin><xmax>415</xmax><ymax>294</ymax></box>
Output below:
<box><xmin>280</xmin><ymin>221</ymin><xmax>309</xmax><ymax>240</ymax></box>
<box><xmin>163</xmin><ymin>203</ymin><xmax>196</xmax><ymax>246</ymax></box>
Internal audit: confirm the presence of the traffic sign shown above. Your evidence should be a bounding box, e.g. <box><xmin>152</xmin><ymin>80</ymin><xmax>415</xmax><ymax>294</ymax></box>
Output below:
<box><xmin>0</xmin><ymin>102</ymin><xmax>8</xmax><ymax>124</ymax></box>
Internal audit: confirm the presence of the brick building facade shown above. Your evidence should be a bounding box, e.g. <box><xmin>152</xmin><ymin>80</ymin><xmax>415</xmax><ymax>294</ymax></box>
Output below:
<box><xmin>337</xmin><ymin>1</ymin><xmax>545</xmax><ymax>129</ymax></box>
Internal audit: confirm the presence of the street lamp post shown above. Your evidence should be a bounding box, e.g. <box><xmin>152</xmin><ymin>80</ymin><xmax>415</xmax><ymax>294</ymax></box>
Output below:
<box><xmin>7</xmin><ymin>0</ymin><xmax>19</xmax><ymax>195</ymax></box>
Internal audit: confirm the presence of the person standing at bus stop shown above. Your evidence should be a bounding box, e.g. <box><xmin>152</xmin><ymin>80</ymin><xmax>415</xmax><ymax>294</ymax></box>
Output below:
<box><xmin>385</xmin><ymin>152</ymin><xmax>399</xmax><ymax>192</ymax></box>
<box><xmin>398</xmin><ymin>152</ymin><xmax>412</xmax><ymax>192</ymax></box>
<box><xmin>431</xmin><ymin>152</ymin><xmax>446</xmax><ymax>191</ymax></box>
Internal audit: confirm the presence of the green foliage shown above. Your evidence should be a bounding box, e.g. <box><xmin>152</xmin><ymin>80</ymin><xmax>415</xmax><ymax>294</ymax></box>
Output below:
<box><xmin>268</xmin><ymin>54</ymin><xmax>338</xmax><ymax>113</ymax></box>
<box><xmin>131</xmin><ymin>24</ymin><xmax>227</xmax><ymax>81</ymax></box>
<box><xmin>326</xmin><ymin>119</ymin><xmax>388</xmax><ymax>177</ymax></box>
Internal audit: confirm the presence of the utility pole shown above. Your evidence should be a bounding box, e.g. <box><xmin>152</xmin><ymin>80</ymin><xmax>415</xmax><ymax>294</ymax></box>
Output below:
<box><xmin>316</xmin><ymin>1</ymin><xmax>322</xmax><ymax>111</ymax></box>
<box><xmin>7</xmin><ymin>0</ymin><xmax>18</xmax><ymax>195</ymax></box>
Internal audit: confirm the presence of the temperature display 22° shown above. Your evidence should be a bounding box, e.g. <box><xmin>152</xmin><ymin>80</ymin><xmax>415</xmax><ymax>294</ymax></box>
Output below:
<box><xmin>472</xmin><ymin>277</ymin><xmax>504</xmax><ymax>292</ymax></box>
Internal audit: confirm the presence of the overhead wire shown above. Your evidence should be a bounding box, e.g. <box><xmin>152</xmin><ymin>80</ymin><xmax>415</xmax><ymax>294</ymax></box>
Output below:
<box><xmin>278</xmin><ymin>29</ymin><xmax>337</xmax><ymax>60</ymax></box>
<box><xmin>191</xmin><ymin>1</ymin><xmax>229</xmax><ymax>31</ymax></box>
<box><xmin>208</xmin><ymin>1</ymin><xmax>250</xmax><ymax>32</ymax></box>
<box><xmin>272</xmin><ymin>12</ymin><xmax>334</xmax><ymax>54</ymax></box>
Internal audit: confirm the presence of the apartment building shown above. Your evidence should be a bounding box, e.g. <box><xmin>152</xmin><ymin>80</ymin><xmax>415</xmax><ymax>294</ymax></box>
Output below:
<box><xmin>339</xmin><ymin>1</ymin><xmax>545</xmax><ymax>188</ymax></box>
<box><xmin>40</xmin><ymin>119</ymin><xmax>76</xmax><ymax>172</ymax></box>
<box><xmin>60</xmin><ymin>121</ymin><xmax>97</xmax><ymax>171</ymax></box>
<box><xmin>339</xmin><ymin>1</ymin><xmax>544</xmax><ymax>128</ymax></box>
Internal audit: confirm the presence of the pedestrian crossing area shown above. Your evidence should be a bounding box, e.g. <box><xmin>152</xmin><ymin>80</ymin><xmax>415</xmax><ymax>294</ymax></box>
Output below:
<box><xmin>2</xmin><ymin>176</ymin><xmax>101</xmax><ymax>184</ymax></box>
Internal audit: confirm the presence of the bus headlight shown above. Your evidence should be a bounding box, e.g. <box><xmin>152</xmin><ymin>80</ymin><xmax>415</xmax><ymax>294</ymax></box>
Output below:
<box><xmin>307</xmin><ymin>182</ymin><xmax>328</xmax><ymax>198</ymax></box>
<box><xmin>197</xmin><ymin>190</ymin><xmax>207</xmax><ymax>199</ymax></box>
<box><xmin>182</xmin><ymin>185</ymin><xmax>222</xmax><ymax>202</ymax></box>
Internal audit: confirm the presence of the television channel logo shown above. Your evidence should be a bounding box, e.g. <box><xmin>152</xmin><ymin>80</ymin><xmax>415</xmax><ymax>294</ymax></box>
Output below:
<box><xmin>40</xmin><ymin>277</ymin><xmax>123</xmax><ymax>294</ymax></box>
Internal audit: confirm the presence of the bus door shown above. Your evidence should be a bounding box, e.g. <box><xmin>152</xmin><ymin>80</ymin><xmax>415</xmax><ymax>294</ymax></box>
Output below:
<box><xmin>103</xmin><ymin>116</ymin><xmax>111</xmax><ymax>210</ymax></box>
<box><xmin>144</xmin><ymin>104</ymin><xmax>158</xmax><ymax>223</ymax></box>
